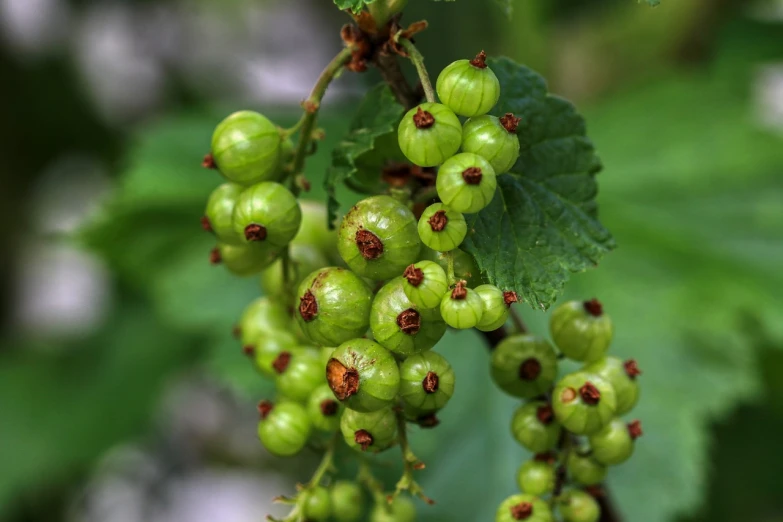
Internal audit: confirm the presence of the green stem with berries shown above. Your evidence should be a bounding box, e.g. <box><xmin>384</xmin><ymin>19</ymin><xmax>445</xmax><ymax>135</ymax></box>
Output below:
<box><xmin>392</xmin><ymin>408</ymin><xmax>432</xmax><ymax>504</ymax></box>
<box><xmin>395</xmin><ymin>36</ymin><xmax>436</xmax><ymax>104</ymax></box>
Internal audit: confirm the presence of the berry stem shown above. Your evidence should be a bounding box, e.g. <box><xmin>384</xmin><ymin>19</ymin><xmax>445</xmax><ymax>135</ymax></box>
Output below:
<box><xmin>392</xmin><ymin>408</ymin><xmax>433</xmax><ymax>504</ymax></box>
<box><xmin>394</xmin><ymin>35</ymin><xmax>436</xmax><ymax>103</ymax></box>
<box><xmin>508</xmin><ymin>306</ymin><xmax>528</xmax><ymax>334</ymax></box>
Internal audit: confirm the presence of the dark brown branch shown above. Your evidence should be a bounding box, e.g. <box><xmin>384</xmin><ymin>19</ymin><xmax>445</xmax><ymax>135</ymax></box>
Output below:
<box><xmin>373</xmin><ymin>53</ymin><xmax>421</xmax><ymax>109</ymax></box>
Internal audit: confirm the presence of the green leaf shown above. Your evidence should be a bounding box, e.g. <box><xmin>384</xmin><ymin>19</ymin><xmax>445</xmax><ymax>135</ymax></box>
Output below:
<box><xmin>462</xmin><ymin>57</ymin><xmax>615</xmax><ymax>310</ymax></box>
<box><xmin>324</xmin><ymin>83</ymin><xmax>405</xmax><ymax>226</ymax></box>
<box><xmin>333</xmin><ymin>0</ymin><xmax>375</xmax><ymax>13</ymax></box>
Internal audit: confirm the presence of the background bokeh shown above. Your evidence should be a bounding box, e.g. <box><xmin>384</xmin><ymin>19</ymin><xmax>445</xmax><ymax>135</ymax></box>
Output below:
<box><xmin>1</xmin><ymin>0</ymin><xmax>782</xmax><ymax>521</ymax></box>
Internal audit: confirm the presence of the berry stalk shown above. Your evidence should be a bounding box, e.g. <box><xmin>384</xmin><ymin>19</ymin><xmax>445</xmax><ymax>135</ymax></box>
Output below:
<box><xmin>395</xmin><ymin>35</ymin><xmax>436</xmax><ymax>103</ymax></box>
<box><xmin>392</xmin><ymin>407</ymin><xmax>432</xmax><ymax>504</ymax></box>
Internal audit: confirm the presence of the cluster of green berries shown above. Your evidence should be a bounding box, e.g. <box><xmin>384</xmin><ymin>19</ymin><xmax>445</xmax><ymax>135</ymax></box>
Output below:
<box><xmin>493</xmin><ymin>299</ymin><xmax>643</xmax><ymax>522</ymax></box>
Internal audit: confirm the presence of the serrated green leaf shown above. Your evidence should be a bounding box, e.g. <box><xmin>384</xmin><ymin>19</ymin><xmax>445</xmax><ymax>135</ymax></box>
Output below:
<box><xmin>462</xmin><ymin>57</ymin><xmax>614</xmax><ymax>310</ymax></box>
<box><xmin>324</xmin><ymin>83</ymin><xmax>404</xmax><ymax>226</ymax></box>
<box><xmin>334</xmin><ymin>0</ymin><xmax>375</xmax><ymax>13</ymax></box>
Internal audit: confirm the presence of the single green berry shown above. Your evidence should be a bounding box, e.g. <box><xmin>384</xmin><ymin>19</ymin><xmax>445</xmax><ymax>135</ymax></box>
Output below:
<box><xmin>402</xmin><ymin>403</ymin><xmax>441</xmax><ymax>429</ymax></box>
<box><xmin>558</xmin><ymin>490</ymin><xmax>601</xmax><ymax>522</ymax></box>
<box><xmin>566</xmin><ymin>452</ymin><xmax>607</xmax><ymax>486</ymax></box>
<box><xmin>204</xmin><ymin>183</ymin><xmax>244</xmax><ymax>244</ymax></box>
<box><xmin>397</xmin><ymin>102</ymin><xmax>462</xmax><ymax>167</ymax></box>
<box><xmin>370</xmin><ymin>496</ymin><xmax>417</xmax><ymax>522</ymax></box>
<box><xmin>399</xmin><ymin>351</ymin><xmax>455</xmax><ymax>411</ymax></box>
<box><xmin>436</xmin><ymin>152</ymin><xmax>498</xmax><ymax>213</ymax></box>
<box><xmin>337</xmin><ymin>195</ymin><xmax>421</xmax><ymax>280</ymax></box>
<box><xmin>307</xmin><ymin>383</ymin><xmax>344</xmax><ymax>432</ymax></box>
<box><xmin>439</xmin><ymin>281</ymin><xmax>483</xmax><ymax>329</ymax></box>
<box><xmin>340</xmin><ymin>407</ymin><xmax>397</xmax><ymax>453</ymax></box>
<box><xmin>327</xmin><ymin>338</ymin><xmax>400</xmax><ymax>412</ymax></box>
<box><xmin>589</xmin><ymin>419</ymin><xmax>642</xmax><ymax>466</ymax></box>
<box><xmin>461</xmin><ymin>113</ymin><xmax>521</xmax><ymax>174</ymax></box>
<box><xmin>295</xmin><ymin>267</ymin><xmax>373</xmax><ymax>346</ymax></box>
<box><xmin>550</xmin><ymin>299</ymin><xmax>613</xmax><ymax>363</ymax></box>
<box><xmin>245</xmin><ymin>328</ymin><xmax>298</xmax><ymax>377</ymax></box>
<box><xmin>511</xmin><ymin>401</ymin><xmax>562</xmax><ymax>453</ymax></box>
<box><xmin>496</xmin><ymin>494</ymin><xmax>553</xmax><ymax>522</ymax></box>
<box><xmin>236</xmin><ymin>296</ymin><xmax>291</xmax><ymax>346</ymax></box>
<box><xmin>475</xmin><ymin>285</ymin><xmax>518</xmax><ymax>332</ymax></box>
<box><xmin>421</xmin><ymin>246</ymin><xmax>483</xmax><ymax>287</ymax></box>
<box><xmin>491</xmin><ymin>334</ymin><xmax>558</xmax><ymax>398</ymax></box>
<box><xmin>436</xmin><ymin>51</ymin><xmax>501</xmax><ymax>117</ymax></box>
<box><xmin>232</xmin><ymin>182</ymin><xmax>301</xmax><ymax>247</ymax></box>
<box><xmin>273</xmin><ymin>348</ymin><xmax>324</xmax><ymax>402</ymax></box>
<box><xmin>370</xmin><ymin>277</ymin><xmax>447</xmax><ymax>357</ymax></box>
<box><xmin>552</xmin><ymin>372</ymin><xmax>617</xmax><ymax>435</ymax></box>
<box><xmin>259</xmin><ymin>242</ymin><xmax>328</xmax><ymax>301</ymax></box>
<box><xmin>583</xmin><ymin>357</ymin><xmax>641</xmax><ymax>415</ymax></box>
<box><xmin>517</xmin><ymin>457</ymin><xmax>556</xmax><ymax>497</ymax></box>
<box><xmin>212</xmin><ymin>242</ymin><xmax>279</xmax><ymax>276</ymax></box>
<box><xmin>418</xmin><ymin>203</ymin><xmax>467</xmax><ymax>252</ymax></box>
<box><xmin>296</xmin><ymin>200</ymin><xmax>339</xmax><ymax>261</ymax></box>
<box><xmin>330</xmin><ymin>481</ymin><xmax>365</xmax><ymax>522</ymax></box>
<box><xmin>257</xmin><ymin>400</ymin><xmax>311</xmax><ymax>457</ymax></box>
<box><xmin>402</xmin><ymin>260</ymin><xmax>449</xmax><ymax>310</ymax></box>
<box><xmin>302</xmin><ymin>486</ymin><xmax>332</xmax><ymax>521</ymax></box>
<box><xmin>211</xmin><ymin>110</ymin><xmax>282</xmax><ymax>184</ymax></box>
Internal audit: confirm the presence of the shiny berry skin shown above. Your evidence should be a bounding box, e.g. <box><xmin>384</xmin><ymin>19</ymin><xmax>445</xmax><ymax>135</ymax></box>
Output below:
<box><xmin>517</xmin><ymin>459</ymin><xmax>556</xmax><ymax>497</ymax></box>
<box><xmin>440</xmin><ymin>281</ymin><xmax>484</xmax><ymax>329</ymax></box>
<box><xmin>397</xmin><ymin>102</ymin><xmax>462</xmax><ymax>167</ymax></box>
<box><xmin>204</xmin><ymin>183</ymin><xmax>244</xmax><ymax>244</ymax></box>
<box><xmin>295</xmin><ymin>267</ymin><xmax>373</xmax><ymax>346</ymax></box>
<box><xmin>558</xmin><ymin>490</ymin><xmax>600</xmax><ymax>522</ymax></box>
<box><xmin>511</xmin><ymin>401</ymin><xmax>562</xmax><ymax>453</ymax></box>
<box><xmin>330</xmin><ymin>481</ymin><xmax>364</xmax><ymax>522</ymax></box>
<box><xmin>370</xmin><ymin>496</ymin><xmax>417</xmax><ymax>522</ymax></box>
<box><xmin>549</xmin><ymin>299</ymin><xmax>613</xmax><ymax>363</ymax></box>
<box><xmin>257</xmin><ymin>400</ymin><xmax>311</xmax><ymax>457</ymax></box>
<box><xmin>247</xmin><ymin>329</ymin><xmax>298</xmax><ymax>377</ymax></box>
<box><xmin>583</xmin><ymin>357</ymin><xmax>640</xmax><ymax>415</ymax></box>
<box><xmin>436</xmin><ymin>152</ymin><xmax>497</xmax><ymax>213</ymax></box>
<box><xmin>340</xmin><ymin>407</ymin><xmax>397</xmax><ymax>453</ymax></box>
<box><xmin>370</xmin><ymin>277</ymin><xmax>447</xmax><ymax>357</ymax></box>
<box><xmin>402</xmin><ymin>260</ymin><xmax>449</xmax><ymax>310</ymax></box>
<box><xmin>237</xmin><ymin>296</ymin><xmax>291</xmax><ymax>346</ymax></box>
<box><xmin>421</xmin><ymin>247</ymin><xmax>483</xmax><ymax>287</ymax></box>
<box><xmin>461</xmin><ymin>114</ymin><xmax>521</xmax><ymax>174</ymax></box>
<box><xmin>566</xmin><ymin>453</ymin><xmax>607</xmax><ymax>486</ymax></box>
<box><xmin>232</xmin><ymin>182</ymin><xmax>302</xmax><ymax>247</ymax></box>
<box><xmin>211</xmin><ymin>111</ymin><xmax>282</xmax><ymax>185</ymax></box>
<box><xmin>259</xmin><ymin>243</ymin><xmax>328</xmax><ymax>301</ymax></box>
<box><xmin>213</xmin><ymin>242</ymin><xmax>279</xmax><ymax>276</ymax></box>
<box><xmin>552</xmin><ymin>372</ymin><xmax>617</xmax><ymax>435</ymax></box>
<box><xmin>273</xmin><ymin>348</ymin><xmax>324</xmax><ymax>402</ymax></box>
<box><xmin>491</xmin><ymin>334</ymin><xmax>558</xmax><ymax>398</ymax></box>
<box><xmin>496</xmin><ymin>494</ymin><xmax>553</xmax><ymax>522</ymax></box>
<box><xmin>302</xmin><ymin>486</ymin><xmax>332</xmax><ymax>521</ymax></box>
<box><xmin>474</xmin><ymin>284</ymin><xmax>511</xmax><ymax>331</ymax></box>
<box><xmin>436</xmin><ymin>51</ymin><xmax>501</xmax><ymax>117</ymax></box>
<box><xmin>588</xmin><ymin>419</ymin><xmax>641</xmax><ymax>465</ymax></box>
<box><xmin>307</xmin><ymin>383</ymin><xmax>344</xmax><ymax>432</ymax></box>
<box><xmin>418</xmin><ymin>203</ymin><xmax>467</xmax><ymax>252</ymax></box>
<box><xmin>338</xmin><ymin>196</ymin><xmax>421</xmax><ymax>280</ymax></box>
<box><xmin>399</xmin><ymin>351</ymin><xmax>455</xmax><ymax>411</ymax></box>
<box><xmin>327</xmin><ymin>338</ymin><xmax>400</xmax><ymax>412</ymax></box>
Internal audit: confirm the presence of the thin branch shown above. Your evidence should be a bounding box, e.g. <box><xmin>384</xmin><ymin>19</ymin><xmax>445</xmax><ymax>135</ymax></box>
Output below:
<box><xmin>395</xmin><ymin>37</ymin><xmax>436</xmax><ymax>103</ymax></box>
<box><xmin>373</xmin><ymin>52</ymin><xmax>421</xmax><ymax>109</ymax></box>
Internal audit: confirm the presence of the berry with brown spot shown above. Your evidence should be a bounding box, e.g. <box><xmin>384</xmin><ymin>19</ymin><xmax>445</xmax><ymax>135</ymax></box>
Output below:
<box><xmin>436</xmin><ymin>152</ymin><xmax>498</xmax><ymax>213</ymax></box>
<box><xmin>511</xmin><ymin>400</ymin><xmax>563</xmax><ymax>453</ymax></box>
<box><xmin>584</xmin><ymin>356</ymin><xmax>641</xmax><ymax>415</ymax></box>
<box><xmin>399</xmin><ymin>351</ymin><xmax>455</xmax><ymax>412</ymax></box>
<box><xmin>307</xmin><ymin>384</ymin><xmax>344</xmax><ymax>432</ymax></box>
<box><xmin>340</xmin><ymin>407</ymin><xmax>397</xmax><ymax>454</ymax></box>
<box><xmin>398</xmin><ymin>102</ymin><xmax>462</xmax><ymax>167</ymax></box>
<box><xmin>232</xmin><ymin>181</ymin><xmax>301</xmax><ymax>248</ymax></box>
<box><xmin>327</xmin><ymin>338</ymin><xmax>400</xmax><ymax>412</ymax></box>
<box><xmin>436</xmin><ymin>51</ymin><xmax>501</xmax><ymax>117</ymax></box>
<box><xmin>418</xmin><ymin>203</ymin><xmax>467</xmax><ymax>252</ymax></box>
<box><xmin>550</xmin><ymin>299</ymin><xmax>614</xmax><ymax>363</ymax></box>
<box><xmin>552</xmin><ymin>372</ymin><xmax>617</xmax><ymax>435</ymax></box>
<box><xmin>491</xmin><ymin>334</ymin><xmax>558</xmax><ymax>398</ymax></box>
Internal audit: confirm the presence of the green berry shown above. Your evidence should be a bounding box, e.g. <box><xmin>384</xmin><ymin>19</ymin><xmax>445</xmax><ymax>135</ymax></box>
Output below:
<box><xmin>402</xmin><ymin>403</ymin><xmax>441</xmax><ymax>428</ymax></box>
<box><xmin>340</xmin><ymin>407</ymin><xmax>397</xmax><ymax>453</ymax></box>
<box><xmin>475</xmin><ymin>285</ymin><xmax>517</xmax><ymax>331</ymax></box>
<box><xmin>307</xmin><ymin>383</ymin><xmax>344</xmax><ymax>432</ymax></box>
<box><xmin>558</xmin><ymin>490</ymin><xmax>600</xmax><ymax>522</ymax></box>
<box><xmin>566</xmin><ymin>453</ymin><xmax>607</xmax><ymax>486</ymax></box>
<box><xmin>461</xmin><ymin>113</ymin><xmax>521</xmax><ymax>174</ymax></box>
<box><xmin>552</xmin><ymin>372</ymin><xmax>617</xmax><ymax>435</ymax></box>
<box><xmin>436</xmin><ymin>51</ymin><xmax>501</xmax><ymax>117</ymax></box>
<box><xmin>327</xmin><ymin>338</ymin><xmax>400</xmax><ymax>412</ymax></box>
<box><xmin>257</xmin><ymin>400</ymin><xmax>311</xmax><ymax>457</ymax></box>
<box><xmin>295</xmin><ymin>267</ymin><xmax>373</xmax><ymax>346</ymax></box>
<box><xmin>510</xmin><ymin>401</ymin><xmax>562</xmax><ymax>453</ymax></box>
<box><xmin>549</xmin><ymin>299</ymin><xmax>613</xmax><ymax>363</ymax></box>
<box><xmin>236</xmin><ymin>297</ymin><xmax>291</xmax><ymax>346</ymax></box>
<box><xmin>397</xmin><ymin>102</ymin><xmax>462</xmax><ymax>167</ymax></box>
<box><xmin>204</xmin><ymin>183</ymin><xmax>244</xmax><ymax>244</ymax></box>
<box><xmin>259</xmin><ymin>242</ymin><xmax>328</xmax><ymax>301</ymax></box>
<box><xmin>302</xmin><ymin>486</ymin><xmax>332</xmax><ymax>521</ymax></box>
<box><xmin>439</xmin><ymin>281</ymin><xmax>483</xmax><ymax>329</ymax></box>
<box><xmin>402</xmin><ymin>261</ymin><xmax>449</xmax><ymax>310</ymax></box>
<box><xmin>491</xmin><ymin>334</ymin><xmax>558</xmax><ymax>398</ymax></box>
<box><xmin>330</xmin><ymin>481</ymin><xmax>365</xmax><ymax>522</ymax></box>
<box><xmin>370</xmin><ymin>496</ymin><xmax>417</xmax><ymax>522</ymax></box>
<box><xmin>273</xmin><ymin>348</ymin><xmax>324</xmax><ymax>402</ymax></box>
<box><xmin>370</xmin><ymin>277</ymin><xmax>447</xmax><ymax>357</ymax></box>
<box><xmin>232</xmin><ymin>182</ymin><xmax>301</xmax><ymax>247</ymax></box>
<box><xmin>338</xmin><ymin>195</ymin><xmax>421</xmax><ymax>280</ymax></box>
<box><xmin>399</xmin><ymin>351</ymin><xmax>455</xmax><ymax>411</ymax></box>
<box><xmin>583</xmin><ymin>357</ymin><xmax>640</xmax><ymax>415</ymax></box>
<box><xmin>246</xmin><ymin>328</ymin><xmax>298</xmax><ymax>377</ymax></box>
<box><xmin>436</xmin><ymin>152</ymin><xmax>498</xmax><ymax>213</ymax></box>
<box><xmin>496</xmin><ymin>494</ymin><xmax>553</xmax><ymax>522</ymax></box>
<box><xmin>212</xmin><ymin>242</ymin><xmax>279</xmax><ymax>276</ymax></box>
<box><xmin>589</xmin><ymin>419</ymin><xmax>641</xmax><ymax>466</ymax></box>
<box><xmin>211</xmin><ymin>111</ymin><xmax>282</xmax><ymax>184</ymax></box>
<box><xmin>517</xmin><ymin>458</ymin><xmax>556</xmax><ymax>497</ymax></box>
<box><xmin>417</xmin><ymin>203</ymin><xmax>467</xmax><ymax>252</ymax></box>
<box><xmin>421</xmin><ymin>247</ymin><xmax>483</xmax><ymax>287</ymax></box>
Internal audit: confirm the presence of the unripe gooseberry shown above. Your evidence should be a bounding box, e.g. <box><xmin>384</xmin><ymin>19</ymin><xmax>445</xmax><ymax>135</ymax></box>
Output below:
<box><xmin>588</xmin><ymin>419</ymin><xmax>642</xmax><ymax>466</ymax></box>
<box><xmin>273</xmin><ymin>348</ymin><xmax>324</xmax><ymax>402</ymax></box>
<box><xmin>257</xmin><ymin>400</ymin><xmax>311</xmax><ymax>457</ymax></box>
<box><xmin>517</xmin><ymin>458</ymin><xmax>556</xmax><ymax>497</ymax></box>
<box><xmin>549</xmin><ymin>298</ymin><xmax>613</xmax><ymax>363</ymax></box>
<box><xmin>490</xmin><ymin>334</ymin><xmax>558</xmax><ymax>398</ymax></box>
<box><xmin>301</xmin><ymin>486</ymin><xmax>331</xmax><ymax>521</ymax></box>
<box><xmin>566</xmin><ymin>452</ymin><xmax>607</xmax><ymax>486</ymax></box>
<box><xmin>474</xmin><ymin>285</ymin><xmax>518</xmax><ymax>332</ymax></box>
<box><xmin>496</xmin><ymin>494</ymin><xmax>553</xmax><ymax>522</ymax></box>
<box><xmin>552</xmin><ymin>372</ymin><xmax>617</xmax><ymax>435</ymax></box>
<box><xmin>340</xmin><ymin>407</ymin><xmax>397</xmax><ymax>453</ymax></box>
<box><xmin>402</xmin><ymin>260</ymin><xmax>450</xmax><ymax>310</ymax></box>
<box><xmin>436</xmin><ymin>51</ymin><xmax>501</xmax><ymax>117</ymax></box>
<box><xmin>204</xmin><ymin>182</ymin><xmax>244</xmax><ymax>245</ymax></box>
<box><xmin>397</xmin><ymin>102</ymin><xmax>462</xmax><ymax>167</ymax></box>
<box><xmin>399</xmin><ymin>351</ymin><xmax>455</xmax><ymax>412</ymax></box>
<box><xmin>232</xmin><ymin>181</ymin><xmax>302</xmax><ymax>247</ymax></box>
<box><xmin>436</xmin><ymin>152</ymin><xmax>498</xmax><ymax>214</ymax></box>
<box><xmin>370</xmin><ymin>495</ymin><xmax>417</xmax><ymax>522</ymax></box>
<box><xmin>329</xmin><ymin>481</ymin><xmax>364</xmax><ymax>522</ymax></box>
<box><xmin>327</xmin><ymin>338</ymin><xmax>400</xmax><ymax>412</ymax></box>
<box><xmin>211</xmin><ymin>110</ymin><xmax>282</xmax><ymax>185</ymax></box>
<box><xmin>558</xmin><ymin>490</ymin><xmax>601</xmax><ymax>522</ymax></box>
<box><xmin>461</xmin><ymin>113</ymin><xmax>521</xmax><ymax>174</ymax></box>
<box><xmin>307</xmin><ymin>383</ymin><xmax>344</xmax><ymax>432</ymax></box>
<box><xmin>583</xmin><ymin>357</ymin><xmax>640</xmax><ymax>415</ymax></box>
<box><xmin>211</xmin><ymin>242</ymin><xmax>279</xmax><ymax>277</ymax></box>
<box><xmin>418</xmin><ymin>203</ymin><xmax>467</xmax><ymax>252</ymax></box>
<box><xmin>511</xmin><ymin>401</ymin><xmax>562</xmax><ymax>453</ymax></box>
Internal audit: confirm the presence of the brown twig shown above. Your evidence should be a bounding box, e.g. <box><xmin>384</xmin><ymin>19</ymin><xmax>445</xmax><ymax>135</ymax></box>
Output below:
<box><xmin>373</xmin><ymin>52</ymin><xmax>421</xmax><ymax>109</ymax></box>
